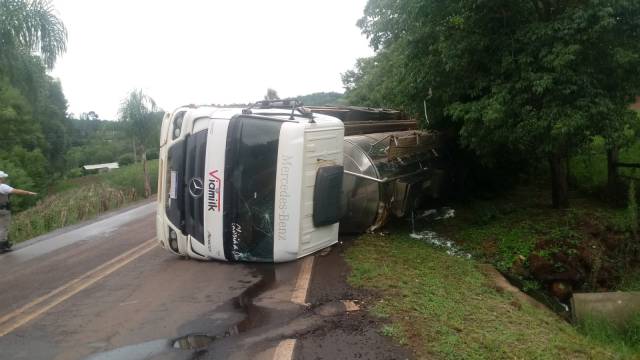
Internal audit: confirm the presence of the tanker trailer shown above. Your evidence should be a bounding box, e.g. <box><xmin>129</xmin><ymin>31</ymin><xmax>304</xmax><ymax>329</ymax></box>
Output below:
<box><xmin>156</xmin><ymin>101</ymin><xmax>447</xmax><ymax>262</ymax></box>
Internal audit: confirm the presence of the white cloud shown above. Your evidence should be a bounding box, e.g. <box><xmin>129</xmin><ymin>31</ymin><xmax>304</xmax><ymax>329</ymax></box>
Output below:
<box><xmin>49</xmin><ymin>0</ymin><xmax>373</xmax><ymax>119</ymax></box>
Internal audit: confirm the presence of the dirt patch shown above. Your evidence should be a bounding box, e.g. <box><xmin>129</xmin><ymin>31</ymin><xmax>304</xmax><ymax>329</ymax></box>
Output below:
<box><xmin>480</xmin><ymin>264</ymin><xmax>551</xmax><ymax>312</ymax></box>
<box><xmin>297</xmin><ymin>238</ymin><xmax>413</xmax><ymax>360</ymax></box>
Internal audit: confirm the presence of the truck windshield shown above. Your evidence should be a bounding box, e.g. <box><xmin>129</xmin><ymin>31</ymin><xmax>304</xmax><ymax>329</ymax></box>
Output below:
<box><xmin>223</xmin><ymin>117</ymin><xmax>283</xmax><ymax>262</ymax></box>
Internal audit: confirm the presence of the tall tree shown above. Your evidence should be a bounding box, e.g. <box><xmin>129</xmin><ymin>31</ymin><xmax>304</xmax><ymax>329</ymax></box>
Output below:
<box><xmin>0</xmin><ymin>0</ymin><xmax>68</xmax><ymax>69</ymax></box>
<box><xmin>118</xmin><ymin>90</ymin><xmax>159</xmax><ymax>198</ymax></box>
<box><xmin>264</xmin><ymin>88</ymin><xmax>280</xmax><ymax>101</ymax></box>
<box><xmin>0</xmin><ymin>0</ymin><xmax>70</xmax><ymax>209</ymax></box>
<box><xmin>349</xmin><ymin>0</ymin><xmax>640</xmax><ymax>208</ymax></box>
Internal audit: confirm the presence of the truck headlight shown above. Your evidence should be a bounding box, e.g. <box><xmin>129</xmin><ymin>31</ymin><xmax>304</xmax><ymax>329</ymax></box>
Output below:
<box><xmin>169</xmin><ymin>228</ymin><xmax>179</xmax><ymax>252</ymax></box>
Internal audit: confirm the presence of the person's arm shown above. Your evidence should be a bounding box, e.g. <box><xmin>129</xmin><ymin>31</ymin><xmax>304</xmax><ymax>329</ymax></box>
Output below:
<box><xmin>10</xmin><ymin>188</ymin><xmax>37</xmax><ymax>196</ymax></box>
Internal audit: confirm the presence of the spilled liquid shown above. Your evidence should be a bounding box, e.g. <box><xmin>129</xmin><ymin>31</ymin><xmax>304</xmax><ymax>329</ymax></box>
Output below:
<box><xmin>410</xmin><ymin>207</ymin><xmax>471</xmax><ymax>259</ymax></box>
<box><xmin>410</xmin><ymin>206</ymin><xmax>571</xmax><ymax>319</ymax></box>
<box><xmin>174</xmin><ymin>265</ymin><xmax>277</xmax><ymax>348</ymax></box>
<box><xmin>86</xmin><ymin>265</ymin><xmax>277</xmax><ymax>359</ymax></box>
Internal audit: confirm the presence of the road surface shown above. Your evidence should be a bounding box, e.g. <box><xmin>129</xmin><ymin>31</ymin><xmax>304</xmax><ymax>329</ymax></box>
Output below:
<box><xmin>0</xmin><ymin>201</ymin><xmax>409</xmax><ymax>360</ymax></box>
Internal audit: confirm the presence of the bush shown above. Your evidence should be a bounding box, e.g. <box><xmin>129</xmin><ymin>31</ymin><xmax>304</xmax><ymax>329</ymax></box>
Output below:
<box><xmin>9</xmin><ymin>183</ymin><xmax>136</xmax><ymax>243</ymax></box>
<box><xmin>100</xmin><ymin>160</ymin><xmax>158</xmax><ymax>197</ymax></box>
<box><xmin>146</xmin><ymin>149</ymin><xmax>159</xmax><ymax>161</ymax></box>
<box><xmin>118</xmin><ymin>153</ymin><xmax>135</xmax><ymax>166</ymax></box>
<box><xmin>67</xmin><ymin>168</ymin><xmax>83</xmax><ymax>179</ymax></box>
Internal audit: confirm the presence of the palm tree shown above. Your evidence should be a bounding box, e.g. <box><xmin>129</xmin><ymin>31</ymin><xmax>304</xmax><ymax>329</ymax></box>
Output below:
<box><xmin>0</xmin><ymin>0</ymin><xmax>68</xmax><ymax>69</ymax></box>
<box><xmin>119</xmin><ymin>90</ymin><xmax>157</xmax><ymax>198</ymax></box>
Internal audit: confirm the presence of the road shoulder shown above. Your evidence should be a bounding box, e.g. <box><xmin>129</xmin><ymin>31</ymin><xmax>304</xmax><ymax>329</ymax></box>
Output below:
<box><xmin>11</xmin><ymin>197</ymin><xmax>156</xmax><ymax>251</ymax></box>
<box><xmin>295</xmin><ymin>238</ymin><xmax>413</xmax><ymax>360</ymax></box>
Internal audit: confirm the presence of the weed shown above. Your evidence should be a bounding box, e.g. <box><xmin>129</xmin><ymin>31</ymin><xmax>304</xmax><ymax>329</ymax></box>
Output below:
<box><xmin>522</xmin><ymin>279</ymin><xmax>541</xmax><ymax>291</ymax></box>
<box><xmin>577</xmin><ymin>314</ymin><xmax>640</xmax><ymax>359</ymax></box>
<box><xmin>380</xmin><ymin>324</ymin><xmax>406</xmax><ymax>344</ymax></box>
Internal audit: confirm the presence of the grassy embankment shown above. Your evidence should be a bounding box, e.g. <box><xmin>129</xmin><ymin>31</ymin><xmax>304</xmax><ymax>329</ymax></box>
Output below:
<box><xmin>347</xmin><ymin>234</ymin><xmax>613</xmax><ymax>359</ymax></box>
<box><xmin>347</xmin><ymin>229</ymin><xmax>636</xmax><ymax>359</ymax></box>
<box><xmin>346</xmin><ymin>139</ymin><xmax>640</xmax><ymax>358</ymax></box>
<box><xmin>9</xmin><ymin>160</ymin><xmax>158</xmax><ymax>244</ymax></box>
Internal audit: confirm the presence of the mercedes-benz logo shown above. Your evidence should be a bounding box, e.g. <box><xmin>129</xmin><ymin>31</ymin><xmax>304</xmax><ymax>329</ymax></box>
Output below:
<box><xmin>189</xmin><ymin>178</ymin><xmax>204</xmax><ymax>198</ymax></box>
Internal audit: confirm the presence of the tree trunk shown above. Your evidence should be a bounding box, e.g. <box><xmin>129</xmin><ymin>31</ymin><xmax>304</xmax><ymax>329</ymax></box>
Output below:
<box><xmin>142</xmin><ymin>146</ymin><xmax>151</xmax><ymax>198</ymax></box>
<box><xmin>549</xmin><ymin>149</ymin><xmax>569</xmax><ymax>209</ymax></box>
<box><xmin>132</xmin><ymin>139</ymin><xmax>137</xmax><ymax>163</ymax></box>
<box><xmin>607</xmin><ymin>146</ymin><xmax>620</xmax><ymax>200</ymax></box>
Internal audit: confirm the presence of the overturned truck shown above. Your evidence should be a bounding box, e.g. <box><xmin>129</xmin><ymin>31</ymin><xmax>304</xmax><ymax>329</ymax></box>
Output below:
<box><xmin>156</xmin><ymin>100</ymin><xmax>448</xmax><ymax>262</ymax></box>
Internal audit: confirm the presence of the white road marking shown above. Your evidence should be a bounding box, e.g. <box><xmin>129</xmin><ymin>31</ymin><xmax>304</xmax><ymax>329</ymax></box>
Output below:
<box><xmin>290</xmin><ymin>256</ymin><xmax>315</xmax><ymax>305</ymax></box>
<box><xmin>272</xmin><ymin>339</ymin><xmax>297</xmax><ymax>360</ymax></box>
<box><xmin>274</xmin><ymin>255</ymin><xmax>316</xmax><ymax>360</ymax></box>
<box><xmin>118</xmin><ymin>300</ymin><xmax>139</xmax><ymax>306</ymax></box>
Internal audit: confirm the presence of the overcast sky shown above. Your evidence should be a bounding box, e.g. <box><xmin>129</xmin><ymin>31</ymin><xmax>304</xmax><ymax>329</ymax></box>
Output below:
<box><xmin>49</xmin><ymin>0</ymin><xmax>374</xmax><ymax>120</ymax></box>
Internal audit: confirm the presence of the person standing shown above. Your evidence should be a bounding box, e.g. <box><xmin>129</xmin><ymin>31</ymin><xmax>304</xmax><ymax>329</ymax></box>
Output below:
<box><xmin>0</xmin><ymin>171</ymin><xmax>37</xmax><ymax>253</ymax></box>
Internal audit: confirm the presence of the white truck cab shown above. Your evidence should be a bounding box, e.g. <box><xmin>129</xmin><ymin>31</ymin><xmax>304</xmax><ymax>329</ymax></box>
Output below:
<box><xmin>157</xmin><ymin>102</ymin><xmax>344</xmax><ymax>262</ymax></box>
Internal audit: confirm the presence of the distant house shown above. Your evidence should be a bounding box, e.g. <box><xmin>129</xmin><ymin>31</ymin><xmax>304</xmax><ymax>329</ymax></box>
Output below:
<box><xmin>82</xmin><ymin>162</ymin><xmax>119</xmax><ymax>174</ymax></box>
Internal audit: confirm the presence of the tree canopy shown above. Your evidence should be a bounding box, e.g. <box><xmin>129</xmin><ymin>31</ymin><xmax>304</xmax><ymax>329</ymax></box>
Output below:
<box><xmin>0</xmin><ymin>0</ymin><xmax>67</xmax><ymax>69</ymax></box>
<box><xmin>296</xmin><ymin>92</ymin><xmax>344</xmax><ymax>106</ymax></box>
<box><xmin>0</xmin><ymin>1</ymin><xmax>164</xmax><ymax>210</ymax></box>
<box><xmin>0</xmin><ymin>0</ymin><xmax>70</xmax><ymax>209</ymax></box>
<box><xmin>345</xmin><ymin>0</ymin><xmax>640</xmax><ymax>207</ymax></box>
<box><xmin>264</xmin><ymin>88</ymin><xmax>280</xmax><ymax>101</ymax></box>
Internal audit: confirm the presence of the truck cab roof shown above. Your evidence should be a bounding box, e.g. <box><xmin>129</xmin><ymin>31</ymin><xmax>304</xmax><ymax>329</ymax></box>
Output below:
<box><xmin>169</xmin><ymin>105</ymin><xmax>343</xmax><ymax>126</ymax></box>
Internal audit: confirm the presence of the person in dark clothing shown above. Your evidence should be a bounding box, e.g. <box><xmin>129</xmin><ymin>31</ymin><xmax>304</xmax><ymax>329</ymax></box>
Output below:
<box><xmin>0</xmin><ymin>171</ymin><xmax>37</xmax><ymax>252</ymax></box>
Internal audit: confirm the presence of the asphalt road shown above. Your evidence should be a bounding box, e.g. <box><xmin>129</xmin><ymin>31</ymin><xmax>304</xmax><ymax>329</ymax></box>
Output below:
<box><xmin>0</xmin><ymin>201</ymin><xmax>319</xmax><ymax>360</ymax></box>
<box><xmin>0</xmin><ymin>201</ymin><xmax>409</xmax><ymax>360</ymax></box>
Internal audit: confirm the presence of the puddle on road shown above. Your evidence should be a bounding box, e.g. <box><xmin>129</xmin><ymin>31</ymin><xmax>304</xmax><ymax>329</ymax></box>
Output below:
<box><xmin>86</xmin><ymin>265</ymin><xmax>278</xmax><ymax>360</ymax></box>
<box><xmin>172</xmin><ymin>334</ymin><xmax>216</xmax><ymax>350</ymax></box>
<box><xmin>225</xmin><ymin>265</ymin><xmax>276</xmax><ymax>336</ymax></box>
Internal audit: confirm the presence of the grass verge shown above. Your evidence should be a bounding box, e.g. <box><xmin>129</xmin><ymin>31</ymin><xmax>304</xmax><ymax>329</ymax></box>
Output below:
<box><xmin>9</xmin><ymin>160</ymin><xmax>158</xmax><ymax>244</ymax></box>
<box><xmin>577</xmin><ymin>315</ymin><xmax>640</xmax><ymax>358</ymax></box>
<box><xmin>346</xmin><ymin>232</ymin><xmax>620</xmax><ymax>359</ymax></box>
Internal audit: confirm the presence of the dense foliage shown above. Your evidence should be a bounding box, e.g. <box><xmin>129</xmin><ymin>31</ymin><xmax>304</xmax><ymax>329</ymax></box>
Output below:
<box><xmin>296</xmin><ymin>92</ymin><xmax>344</xmax><ymax>106</ymax></box>
<box><xmin>345</xmin><ymin>0</ymin><xmax>640</xmax><ymax>207</ymax></box>
<box><xmin>0</xmin><ymin>0</ymin><xmax>69</xmax><ymax>210</ymax></box>
<box><xmin>0</xmin><ymin>0</ymin><xmax>162</xmax><ymax>211</ymax></box>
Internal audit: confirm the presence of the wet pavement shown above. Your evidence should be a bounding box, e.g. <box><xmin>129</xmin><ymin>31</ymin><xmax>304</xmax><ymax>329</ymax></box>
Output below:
<box><xmin>0</xmin><ymin>201</ymin><xmax>297</xmax><ymax>359</ymax></box>
<box><xmin>0</xmin><ymin>201</ymin><xmax>413</xmax><ymax>360</ymax></box>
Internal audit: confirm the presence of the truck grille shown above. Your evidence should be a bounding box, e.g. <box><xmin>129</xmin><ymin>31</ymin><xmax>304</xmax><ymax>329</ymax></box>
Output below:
<box><xmin>165</xmin><ymin>130</ymin><xmax>208</xmax><ymax>244</ymax></box>
<box><xmin>184</xmin><ymin>130</ymin><xmax>208</xmax><ymax>244</ymax></box>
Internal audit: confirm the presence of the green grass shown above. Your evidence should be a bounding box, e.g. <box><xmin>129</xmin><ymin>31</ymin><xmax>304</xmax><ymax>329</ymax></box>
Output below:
<box><xmin>9</xmin><ymin>160</ymin><xmax>158</xmax><ymax>244</ymax></box>
<box><xmin>571</xmin><ymin>135</ymin><xmax>640</xmax><ymax>194</ymax></box>
<box><xmin>619</xmin><ymin>270</ymin><xmax>640</xmax><ymax>292</ymax></box>
<box><xmin>432</xmin><ymin>185</ymin><xmax>628</xmax><ymax>282</ymax></box>
<box><xmin>577</xmin><ymin>314</ymin><xmax>640</xmax><ymax>358</ymax></box>
<box><xmin>346</xmin><ymin>232</ymin><xmax>620</xmax><ymax>359</ymax></box>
